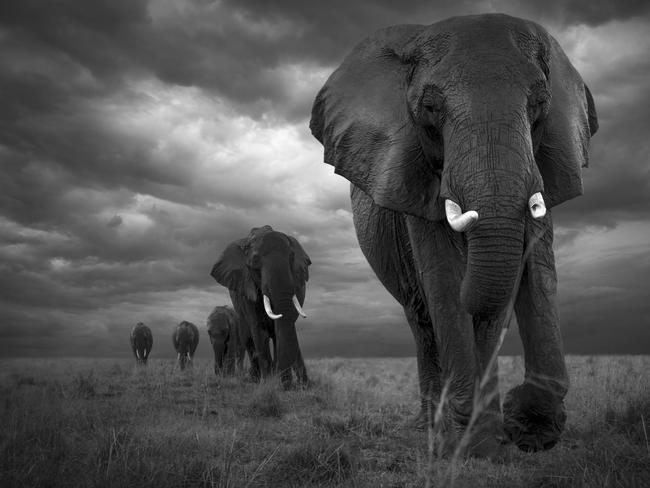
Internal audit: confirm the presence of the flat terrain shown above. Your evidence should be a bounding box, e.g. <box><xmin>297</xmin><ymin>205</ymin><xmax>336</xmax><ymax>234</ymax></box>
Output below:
<box><xmin>1</xmin><ymin>356</ymin><xmax>649</xmax><ymax>487</ymax></box>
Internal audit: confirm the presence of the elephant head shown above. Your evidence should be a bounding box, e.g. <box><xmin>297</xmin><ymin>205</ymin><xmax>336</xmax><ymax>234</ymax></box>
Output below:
<box><xmin>173</xmin><ymin>320</ymin><xmax>199</xmax><ymax>370</ymax></box>
<box><xmin>207</xmin><ymin>305</ymin><xmax>239</xmax><ymax>375</ymax></box>
<box><xmin>130</xmin><ymin>322</ymin><xmax>153</xmax><ymax>365</ymax></box>
<box><xmin>210</xmin><ymin>225</ymin><xmax>311</xmax><ymax>387</ymax></box>
<box><xmin>311</xmin><ymin>14</ymin><xmax>597</xmax><ymax>317</ymax></box>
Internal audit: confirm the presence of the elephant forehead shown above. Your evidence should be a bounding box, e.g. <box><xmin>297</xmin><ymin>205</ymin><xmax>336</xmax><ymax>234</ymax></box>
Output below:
<box><xmin>209</xmin><ymin>307</ymin><xmax>232</xmax><ymax>319</ymax></box>
<box><xmin>253</xmin><ymin>231</ymin><xmax>290</xmax><ymax>252</ymax></box>
<box><xmin>207</xmin><ymin>320</ymin><xmax>229</xmax><ymax>333</ymax></box>
<box><xmin>416</xmin><ymin>15</ymin><xmax>543</xmax><ymax>70</ymax></box>
<box><xmin>425</xmin><ymin>14</ymin><xmax>538</xmax><ymax>43</ymax></box>
<box><xmin>177</xmin><ymin>323</ymin><xmax>197</xmax><ymax>336</ymax></box>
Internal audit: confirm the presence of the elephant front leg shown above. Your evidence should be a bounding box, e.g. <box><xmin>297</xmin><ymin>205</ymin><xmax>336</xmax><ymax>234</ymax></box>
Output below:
<box><xmin>406</xmin><ymin>217</ymin><xmax>502</xmax><ymax>458</ymax></box>
<box><xmin>269</xmin><ymin>336</ymin><xmax>277</xmax><ymax>370</ymax></box>
<box><xmin>505</xmin><ymin>212</ymin><xmax>569</xmax><ymax>452</ymax></box>
<box><xmin>473</xmin><ymin>317</ymin><xmax>502</xmax><ymax>404</ymax></box>
<box><xmin>472</xmin><ymin>316</ymin><xmax>506</xmax><ymax>448</ymax></box>
<box><xmin>235</xmin><ymin>345</ymin><xmax>246</xmax><ymax>372</ymax></box>
<box><xmin>292</xmin><ymin>349</ymin><xmax>310</xmax><ymax>387</ymax></box>
<box><xmin>404</xmin><ymin>305</ymin><xmax>441</xmax><ymax>429</ymax></box>
<box><xmin>243</xmin><ymin>337</ymin><xmax>261</xmax><ymax>381</ymax></box>
<box><xmin>251</xmin><ymin>327</ymin><xmax>274</xmax><ymax>379</ymax></box>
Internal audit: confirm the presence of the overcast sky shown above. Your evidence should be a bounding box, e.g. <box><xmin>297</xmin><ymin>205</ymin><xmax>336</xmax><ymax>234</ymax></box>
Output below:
<box><xmin>1</xmin><ymin>0</ymin><xmax>649</xmax><ymax>360</ymax></box>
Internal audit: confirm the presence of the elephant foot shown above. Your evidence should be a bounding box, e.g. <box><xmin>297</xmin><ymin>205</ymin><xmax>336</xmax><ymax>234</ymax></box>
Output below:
<box><xmin>438</xmin><ymin>406</ymin><xmax>505</xmax><ymax>460</ymax></box>
<box><xmin>407</xmin><ymin>407</ymin><xmax>433</xmax><ymax>431</ymax></box>
<box><xmin>294</xmin><ymin>376</ymin><xmax>312</xmax><ymax>390</ymax></box>
<box><xmin>214</xmin><ymin>366</ymin><xmax>232</xmax><ymax>378</ymax></box>
<box><xmin>503</xmin><ymin>383</ymin><xmax>566</xmax><ymax>452</ymax></box>
<box><xmin>280</xmin><ymin>371</ymin><xmax>293</xmax><ymax>390</ymax></box>
<box><xmin>294</xmin><ymin>368</ymin><xmax>310</xmax><ymax>387</ymax></box>
<box><xmin>462</xmin><ymin>418</ymin><xmax>508</xmax><ymax>460</ymax></box>
<box><xmin>248</xmin><ymin>366</ymin><xmax>261</xmax><ymax>382</ymax></box>
<box><xmin>407</xmin><ymin>407</ymin><xmax>505</xmax><ymax>460</ymax></box>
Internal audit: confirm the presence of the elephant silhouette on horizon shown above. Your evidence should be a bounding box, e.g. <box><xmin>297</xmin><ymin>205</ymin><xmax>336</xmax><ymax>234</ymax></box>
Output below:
<box><xmin>173</xmin><ymin>321</ymin><xmax>199</xmax><ymax>370</ymax></box>
<box><xmin>211</xmin><ymin>225</ymin><xmax>311</xmax><ymax>388</ymax></box>
<box><xmin>130</xmin><ymin>322</ymin><xmax>153</xmax><ymax>365</ymax></box>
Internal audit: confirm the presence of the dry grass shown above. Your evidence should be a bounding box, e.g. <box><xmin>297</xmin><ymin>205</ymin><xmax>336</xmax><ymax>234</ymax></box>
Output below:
<box><xmin>0</xmin><ymin>356</ymin><xmax>649</xmax><ymax>487</ymax></box>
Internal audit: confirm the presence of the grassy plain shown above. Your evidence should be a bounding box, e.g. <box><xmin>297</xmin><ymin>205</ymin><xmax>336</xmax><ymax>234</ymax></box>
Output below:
<box><xmin>1</xmin><ymin>356</ymin><xmax>649</xmax><ymax>487</ymax></box>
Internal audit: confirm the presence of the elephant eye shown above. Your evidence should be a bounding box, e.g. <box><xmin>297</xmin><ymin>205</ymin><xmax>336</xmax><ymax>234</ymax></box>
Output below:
<box><xmin>250</xmin><ymin>253</ymin><xmax>261</xmax><ymax>268</ymax></box>
<box><xmin>419</xmin><ymin>85</ymin><xmax>445</xmax><ymax>126</ymax></box>
<box><xmin>527</xmin><ymin>98</ymin><xmax>548</xmax><ymax>126</ymax></box>
<box><xmin>527</xmin><ymin>84</ymin><xmax>550</xmax><ymax>124</ymax></box>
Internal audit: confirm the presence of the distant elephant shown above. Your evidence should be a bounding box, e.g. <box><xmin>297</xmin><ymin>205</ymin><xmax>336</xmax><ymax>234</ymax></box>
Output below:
<box><xmin>172</xmin><ymin>321</ymin><xmax>199</xmax><ymax>370</ymax></box>
<box><xmin>206</xmin><ymin>305</ymin><xmax>248</xmax><ymax>376</ymax></box>
<box><xmin>211</xmin><ymin>225</ymin><xmax>311</xmax><ymax>388</ymax></box>
<box><xmin>310</xmin><ymin>14</ymin><xmax>597</xmax><ymax>456</ymax></box>
<box><xmin>130</xmin><ymin>322</ymin><xmax>153</xmax><ymax>365</ymax></box>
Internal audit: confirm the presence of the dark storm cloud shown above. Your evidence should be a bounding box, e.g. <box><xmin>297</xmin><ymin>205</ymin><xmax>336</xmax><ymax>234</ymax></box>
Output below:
<box><xmin>0</xmin><ymin>0</ymin><xmax>150</xmax><ymax>79</ymax></box>
<box><xmin>4</xmin><ymin>0</ymin><xmax>647</xmax><ymax>122</ymax></box>
<box><xmin>513</xmin><ymin>0</ymin><xmax>650</xmax><ymax>26</ymax></box>
<box><xmin>225</xmin><ymin>0</ymin><xmax>650</xmax><ymax>52</ymax></box>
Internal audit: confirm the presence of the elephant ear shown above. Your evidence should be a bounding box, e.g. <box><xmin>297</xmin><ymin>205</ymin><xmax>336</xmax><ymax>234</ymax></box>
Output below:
<box><xmin>210</xmin><ymin>239</ymin><xmax>257</xmax><ymax>302</ymax></box>
<box><xmin>536</xmin><ymin>34</ymin><xmax>599</xmax><ymax>208</ymax></box>
<box><xmin>310</xmin><ymin>24</ymin><xmax>445</xmax><ymax>221</ymax></box>
<box><xmin>287</xmin><ymin>235</ymin><xmax>311</xmax><ymax>284</ymax></box>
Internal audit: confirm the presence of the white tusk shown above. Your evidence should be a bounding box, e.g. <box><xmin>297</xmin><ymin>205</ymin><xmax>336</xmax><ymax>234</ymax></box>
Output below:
<box><xmin>263</xmin><ymin>295</ymin><xmax>283</xmax><ymax>320</ymax></box>
<box><xmin>136</xmin><ymin>350</ymin><xmax>141</xmax><ymax>359</ymax></box>
<box><xmin>292</xmin><ymin>295</ymin><xmax>307</xmax><ymax>318</ymax></box>
<box><xmin>529</xmin><ymin>192</ymin><xmax>546</xmax><ymax>219</ymax></box>
<box><xmin>177</xmin><ymin>352</ymin><xmax>181</xmax><ymax>360</ymax></box>
<box><xmin>445</xmin><ymin>199</ymin><xmax>478</xmax><ymax>232</ymax></box>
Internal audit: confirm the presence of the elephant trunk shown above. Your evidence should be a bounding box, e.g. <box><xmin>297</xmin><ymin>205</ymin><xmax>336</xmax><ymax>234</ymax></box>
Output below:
<box><xmin>461</xmin><ymin>217</ymin><xmax>524</xmax><ymax>315</ymax></box>
<box><xmin>271</xmin><ymin>295</ymin><xmax>300</xmax><ymax>388</ymax></box>
<box><xmin>262</xmin><ymin>258</ymin><xmax>303</xmax><ymax>387</ymax></box>
<box><xmin>212</xmin><ymin>343</ymin><xmax>226</xmax><ymax>371</ymax></box>
<box><xmin>441</xmin><ymin>120</ymin><xmax>534</xmax><ymax>317</ymax></box>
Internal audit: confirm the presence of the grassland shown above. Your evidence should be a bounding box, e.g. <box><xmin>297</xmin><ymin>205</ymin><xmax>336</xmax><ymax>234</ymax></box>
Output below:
<box><xmin>1</xmin><ymin>356</ymin><xmax>649</xmax><ymax>487</ymax></box>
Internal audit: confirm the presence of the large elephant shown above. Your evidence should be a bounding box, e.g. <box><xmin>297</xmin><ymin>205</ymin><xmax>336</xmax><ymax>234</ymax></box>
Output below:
<box><xmin>210</xmin><ymin>225</ymin><xmax>311</xmax><ymax>388</ymax></box>
<box><xmin>206</xmin><ymin>305</ymin><xmax>248</xmax><ymax>376</ymax></box>
<box><xmin>172</xmin><ymin>321</ymin><xmax>199</xmax><ymax>370</ymax></box>
<box><xmin>130</xmin><ymin>322</ymin><xmax>153</xmax><ymax>365</ymax></box>
<box><xmin>310</xmin><ymin>14</ymin><xmax>598</xmax><ymax>455</ymax></box>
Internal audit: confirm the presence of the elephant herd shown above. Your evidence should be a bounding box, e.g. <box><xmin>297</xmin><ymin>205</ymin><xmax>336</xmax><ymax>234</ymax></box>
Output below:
<box><xmin>130</xmin><ymin>225</ymin><xmax>311</xmax><ymax>383</ymax></box>
<box><xmin>134</xmin><ymin>14</ymin><xmax>598</xmax><ymax>458</ymax></box>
